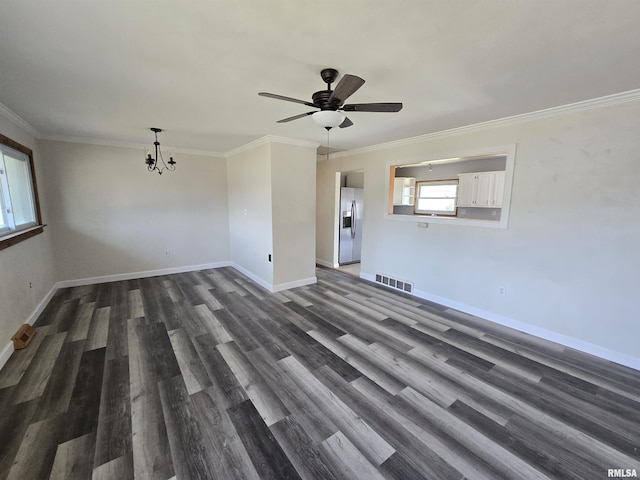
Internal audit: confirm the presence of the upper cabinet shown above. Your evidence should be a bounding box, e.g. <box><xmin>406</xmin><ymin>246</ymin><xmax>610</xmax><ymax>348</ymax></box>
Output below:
<box><xmin>393</xmin><ymin>177</ymin><xmax>416</xmax><ymax>206</ymax></box>
<box><xmin>457</xmin><ymin>171</ymin><xmax>505</xmax><ymax>208</ymax></box>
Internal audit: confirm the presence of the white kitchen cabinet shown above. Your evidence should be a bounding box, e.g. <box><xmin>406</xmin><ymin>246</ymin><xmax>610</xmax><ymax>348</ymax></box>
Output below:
<box><xmin>457</xmin><ymin>171</ymin><xmax>505</xmax><ymax>207</ymax></box>
<box><xmin>493</xmin><ymin>171</ymin><xmax>505</xmax><ymax>207</ymax></box>
<box><xmin>393</xmin><ymin>177</ymin><xmax>416</xmax><ymax>206</ymax></box>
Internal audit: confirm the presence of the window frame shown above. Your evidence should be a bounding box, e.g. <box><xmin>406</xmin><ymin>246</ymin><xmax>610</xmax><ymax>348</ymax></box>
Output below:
<box><xmin>413</xmin><ymin>178</ymin><xmax>459</xmax><ymax>216</ymax></box>
<box><xmin>385</xmin><ymin>144</ymin><xmax>516</xmax><ymax>229</ymax></box>
<box><xmin>0</xmin><ymin>133</ymin><xmax>44</xmax><ymax>251</ymax></box>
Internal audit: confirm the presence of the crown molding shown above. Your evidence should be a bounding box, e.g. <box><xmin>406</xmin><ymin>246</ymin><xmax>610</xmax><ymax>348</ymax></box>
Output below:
<box><xmin>266</xmin><ymin>135</ymin><xmax>320</xmax><ymax>149</ymax></box>
<box><xmin>39</xmin><ymin>134</ymin><xmax>225</xmax><ymax>157</ymax></box>
<box><xmin>225</xmin><ymin>135</ymin><xmax>319</xmax><ymax>158</ymax></box>
<box><xmin>330</xmin><ymin>88</ymin><xmax>640</xmax><ymax>159</ymax></box>
<box><xmin>0</xmin><ymin>102</ymin><xmax>40</xmax><ymax>138</ymax></box>
<box><xmin>5</xmin><ymin>88</ymin><xmax>640</xmax><ymax>160</ymax></box>
<box><xmin>224</xmin><ymin>136</ymin><xmax>270</xmax><ymax>157</ymax></box>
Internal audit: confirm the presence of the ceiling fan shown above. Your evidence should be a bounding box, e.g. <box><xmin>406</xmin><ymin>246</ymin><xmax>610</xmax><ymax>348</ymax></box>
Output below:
<box><xmin>259</xmin><ymin>68</ymin><xmax>403</xmax><ymax>130</ymax></box>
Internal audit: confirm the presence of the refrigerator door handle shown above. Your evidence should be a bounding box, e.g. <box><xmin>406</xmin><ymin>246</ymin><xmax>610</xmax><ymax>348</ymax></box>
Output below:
<box><xmin>351</xmin><ymin>200</ymin><xmax>356</xmax><ymax>239</ymax></box>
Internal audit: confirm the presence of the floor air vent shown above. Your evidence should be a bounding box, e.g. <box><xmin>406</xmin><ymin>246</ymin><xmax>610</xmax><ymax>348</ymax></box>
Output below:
<box><xmin>375</xmin><ymin>274</ymin><xmax>413</xmax><ymax>293</ymax></box>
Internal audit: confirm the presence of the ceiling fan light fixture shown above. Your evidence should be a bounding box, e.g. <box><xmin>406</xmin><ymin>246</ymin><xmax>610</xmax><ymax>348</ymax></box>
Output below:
<box><xmin>312</xmin><ymin>110</ymin><xmax>345</xmax><ymax>129</ymax></box>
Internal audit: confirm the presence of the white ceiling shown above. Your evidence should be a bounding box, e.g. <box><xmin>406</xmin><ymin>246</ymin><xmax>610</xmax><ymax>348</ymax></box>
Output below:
<box><xmin>2</xmin><ymin>1</ymin><xmax>640</xmax><ymax>155</ymax></box>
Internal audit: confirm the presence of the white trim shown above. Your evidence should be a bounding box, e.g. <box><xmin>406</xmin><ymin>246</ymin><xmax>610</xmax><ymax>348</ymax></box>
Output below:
<box><xmin>316</xmin><ymin>258</ymin><xmax>339</xmax><ymax>269</ymax></box>
<box><xmin>273</xmin><ymin>276</ymin><xmax>317</xmax><ymax>292</ymax></box>
<box><xmin>360</xmin><ymin>272</ymin><xmax>640</xmax><ymax>371</ymax></box>
<box><xmin>223</xmin><ymin>136</ymin><xmax>270</xmax><ymax>157</ymax></box>
<box><xmin>5</xmin><ymin>88</ymin><xmax>640</xmax><ymax>162</ymax></box>
<box><xmin>0</xmin><ymin>282</ymin><xmax>58</xmax><ymax>371</ymax></box>
<box><xmin>228</xmin><ymin>262</ymin><xmax>316</xmax><ymax>292</ymax></box>
<box><xmin>0</xmin><ymin>102</ymin><xmax>40</xmax><ymax>138</ymax></box>
<box><xmin>39</xmin><ymin>135</ymin><xmax>225</xmax><ymax>158</ymax></box>
<box><xmin>27</xmin><ymin>284</ymin><xmax>59</xmax><ymax>327</ymax></box>
<box><xmin>266</xmin><ymin>135</ymin><xmax>320</xmax><ymax>149</ymax></box>
<box><xmin>225</xmin><ymin>135</ymin><xmax>319</xmax><ymax>158</ymax></box>
<box><xmin>0</xmin><ymin>342</ymin><xmax>14</xmax><ymax>372</ymax></box>
<box><xmin>331</xmin><ymin>88</ymin><xmax>640</xmax><ymax>159</ymax></box>
<box><xmin>228</xmin><ymin>262</ymin><xmax>273</xmax><ymax>292</ymax></box>
<box><xmin>55</xmin><ymin>262</ymin><xmax>232</xmax><ymax>288</ymax></box>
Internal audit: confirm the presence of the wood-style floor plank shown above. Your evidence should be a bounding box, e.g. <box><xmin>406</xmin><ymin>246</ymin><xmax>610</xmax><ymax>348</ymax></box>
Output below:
<box><xmin>10</xmin><ymin>331</ymin><xmax>67</xmax><ymax>405</ymax></box>
<box><xmin>49</xmin><ymin>432</ymin><xmax>95</xmax><ymax>480</ymax></box>
<box><xmin>158</xmin><ymin>374</ymin><xmax>219</xmax><ymax>480</ymax></box>
<box><xmin>1</xmin><ymin>266</ymin><xmax>639</xmax><ymax>480</ymax></box>
<box><xmin>0</xmin><ymin>325</ymin><xmax>50</xmax><ymax>389</ymax></box>
<box><xmin>218</xmin><ymin>341</ymin><xmax>290</xmax><ymax>426</ymax></box>
<box><xmin>167</xmin><ymin>328</ymin><xmax>213</xmax><ymax>395</ymax></box>
<box><xmin>93</xmin><ymin>356</ymin><xmax>132</xmax><ymax>469</ymax></box>
<box><xmin>127</xmin><ymin>317</ymin><xmax>176</xmax><ymax>480</ymax></box>
<box><xmin>6</xmin><ymin>415</ymin><xmax>63</xmax><ymax>480</ymax></box>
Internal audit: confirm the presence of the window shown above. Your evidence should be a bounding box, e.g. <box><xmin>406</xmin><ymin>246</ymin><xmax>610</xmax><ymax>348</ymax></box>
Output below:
<box><xmin>414</xmin><ymin>179</ymin><xmax>458</xmax><ymax>216</ymax></box>
<box><xmin>0</xmin><ymin>133</ymin><xmax>43</xmax><ymax>250</ymax></box>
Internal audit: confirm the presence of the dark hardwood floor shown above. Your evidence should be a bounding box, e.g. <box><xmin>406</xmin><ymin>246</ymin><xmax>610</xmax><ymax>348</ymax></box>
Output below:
<box><xmin>1</xmin><ymin>266</ymin><xmax>639</xmax><ymax>479</ymax></box>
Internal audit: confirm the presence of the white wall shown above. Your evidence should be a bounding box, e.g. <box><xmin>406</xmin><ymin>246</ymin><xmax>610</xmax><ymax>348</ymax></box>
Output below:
<box><xmin>227</xmin><ymin>138</ymin><xmax>317</xmax><ymax>290</ymax></box>
<box><xmin>344</xmin><ymin>171</ymin><xmax>365</xmax><ymax>188</ymax></box>
<box><xmin>271</xmin><ymin>142</ymin><xmax>317</xmax><ymax>287</ymax></box>
<box><xmin>317</xmin><ymin>100</ymin><xmax>640</xmax><ymax>364</ymax></box>
<box><xmin>41</xmin><ymin>140</ymin><xmax>230</xmax><ymax>281</ymax></box>
<box><xmin>227</xmin><ymin>142</ymin><xmax>274</xmax><ymax>286</ymax></box>
<box><xmin>316</xmin><ymin>164</ymin><xmax>340</xmax><ymax>268</ymax></box>
<box><xmin>0</xmin><ymin>116</ymin><xmax>57</xmax><ymax>363</ymax></box>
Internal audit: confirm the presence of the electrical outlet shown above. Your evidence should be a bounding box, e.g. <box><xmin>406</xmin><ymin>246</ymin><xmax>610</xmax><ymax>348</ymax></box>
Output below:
<box><xmin>164</xmin><ymin>250</ymin><xmax>170</xmax><ymax>257</ymax></box>
<box><xmin>268</xmin><ymin>254</ymin><xmax>272</xmax><ymax>262</ymax></box>
<box><xmin>498</xmin><ymin>286</ymin><xmax>506</xmax><ymax>296</ymax></box>
<box><xmin>29</xmin><ymin>282</ymin><xmax>32</xmax><ymax>289</ymax></box>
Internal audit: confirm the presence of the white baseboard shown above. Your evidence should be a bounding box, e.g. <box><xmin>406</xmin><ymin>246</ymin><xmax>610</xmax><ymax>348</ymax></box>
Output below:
<box><xmin>55</xmin><ymin>262</ymin><xmax>232</xmax><ymax>288</ymax></box>
<box><xmin>0</xmin><ymin>282</ymin><xmax>58</xmax><ymax>371</ymax></box>
<box><xmin>229</xmin><ymin>263</ymin><xmax>273</xmax><ymax>292</ymax></box>
<box><xmin>316</xmin><ymin>258</ymin><xmax>339</xmax><ymax>269</ymax></box>
<box><xmin>1</xmin><ymin>260</ymin><xmax>316</xmax><ymax>373</ymax></box>
<box><xmin>229</xmin><ymin>262</ymin><xmax>316</xmax><ymax>293</ymax></box>
<box><xmin>273</xmin><ymin>276</ymin><xmax>317</xmax><ymax>292</ymax></box>
<box><xmin>360</xmin><ymin>272</ymin><xmax>640</xmax><ymax>371</ymax></box>
<box><xmin>5</xmin><ymin>263</ymin><xmax>639</xmax><ymax>373</ymax></box>
<box><xmin>0</xmin><ymin>342</ymin><xmax>13</xmax><ymax>371</ymax></box>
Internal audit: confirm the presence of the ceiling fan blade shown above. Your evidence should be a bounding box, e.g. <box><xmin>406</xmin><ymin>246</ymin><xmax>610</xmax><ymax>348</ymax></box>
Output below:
<box><xmin>277</xmin><ymin>111</ymin><xmax>316</xmax><ymax>123</ymax></box>
<box><xmin>342</xmin><ymin>102</ymin><xmax>403</xmax><ymax>112</ymax></box>
<box><xmin>339</xmin><ymin>117</ymin><xmax>353</xmax><ymax>128</ymax></box>
<box><xmin>259</xmin><ymin>92</ymin><xmax>316</xmax><ymax>108</ymax></box>
<box><xmin>328</xmin><ymin>74</ymin><xmax>365</xmax><ymax>105</ymax></box>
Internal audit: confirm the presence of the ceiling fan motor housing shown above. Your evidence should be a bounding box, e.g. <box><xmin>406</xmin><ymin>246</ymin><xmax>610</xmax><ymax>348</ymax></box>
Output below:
<box><xmin>312</xmin><ymin>90</ymin><xmax>340</xmax><ymax>110</ymax></box>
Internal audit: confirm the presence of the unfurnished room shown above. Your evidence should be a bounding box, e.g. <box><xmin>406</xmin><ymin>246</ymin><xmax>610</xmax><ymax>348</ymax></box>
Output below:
<box><xmin>0</xmin><ymin>1</ymin><xmax>639</xmax><ymax>479</ymax></box>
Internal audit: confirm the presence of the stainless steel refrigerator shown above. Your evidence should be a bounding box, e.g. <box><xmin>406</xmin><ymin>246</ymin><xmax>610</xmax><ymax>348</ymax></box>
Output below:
<box><xmin>339</xmin><ymin>187</ymin><xmax>363</xmax><ymax>265</ymax></box>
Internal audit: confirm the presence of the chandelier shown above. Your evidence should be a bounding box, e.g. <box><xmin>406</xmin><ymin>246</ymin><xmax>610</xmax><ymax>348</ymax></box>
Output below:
<box><xmin>145</xmin><ymin>128</ymin><xmax>176</xmax><ymax>175</ymax></box>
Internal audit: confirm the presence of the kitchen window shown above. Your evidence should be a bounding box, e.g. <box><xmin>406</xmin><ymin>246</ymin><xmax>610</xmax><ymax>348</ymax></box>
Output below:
<box><xmin>0</xmin><ymin>133</ymin><xmax>44</xmax><ymax>250</ymax></box>
<box><xmin>414</xmin><ymin>179</ymin><xmax>458</xmax><ymax>216</ymax></box>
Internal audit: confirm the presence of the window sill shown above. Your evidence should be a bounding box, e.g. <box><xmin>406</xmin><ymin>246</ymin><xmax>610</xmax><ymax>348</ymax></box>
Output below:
<box><xmin>0</xmin><ymin>224</ymin><xmax>46</xmax><ymax>251</ymax></box>
<box><xmin>385</xmin><ymin>213</ymin><xmax>508</xmax><ymax>229</ymax></box>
